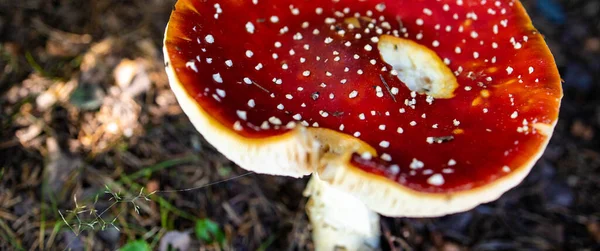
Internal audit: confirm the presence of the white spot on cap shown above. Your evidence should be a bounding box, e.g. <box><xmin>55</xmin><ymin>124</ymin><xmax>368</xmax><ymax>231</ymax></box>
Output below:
<box><xmin>426</xmin><ymin>137</ymin><xmax>435</xmax><ymax>144</ymax></box>
<box><xmin>205</xmin><ymin>35</ymin><xmax>215</xmax><ymax>43</ymax></box>
<box><xmin>212</xmin><ymin>73</ymin><xmax>223</xmax><ymax>83</ymax></box>
<box><xmin>427</xmin><ymin>174</ymin><xmax>445</xmax><ymax>186</ymax></box>
<box><xmin>442</xmin><ymin>168</ymin><xmax>454</xmax><ymax>174</ymax></box>
<box><xmin>381</xmin><ymin>153</ymin><xmax>392</xmax><ymax>161</ymax></box>
<box><xmin>293</xmin><ymin>32</ymin><xmax>303</xmax><ymax>40</ymax></box>
<box><xmin>245</xmin><ymin>22</ymin><xmax>255</xmax><ymax>34</ymax></box>
<box><xmin>410</xmin><ymin>158</ymin><xmax>424</xmax><ymax>169</ymax></box>
<box><xmin>236</xmin><ymin>110</ymin><xmax>247</xmax><ymax>120</ymax></box>
<box><xmin>290</xmin><ymin>6</ymin><xmax>300</xmax><ymax>15</ymax></box>
<box><xmin>286</xmin><ymin>121</ymin><xmax>296</xmax><ymax>129</ymax></box>
<box><xmin>423</xmin><ymin>8</ymin><xmax>432</xmax><ymax>16</ymax></box>
<box><xmin>186</xmin><ymin>61</ymin><xmax>198</xmax><ymax>73</ymax></box>
<box><xmin>389</xmin><ymin>165</ymin><xmax>400</xmax><ymax>175</ymax></box>
<box><xmin>215</xmin><ymin>89</ymin><xmax>226</xmax><ymax>98</ymax></box>
<box><xmin>268</xmin><ymin>116</ymin><xmax>282</xmax><ymax>125</ymax></box>
<box><xmin>233</xmin><ymin>121</ymin><xmax>243</xmax><ymax>131</ymax></box>
<box><xmin>379</xmin><ymin>141</ymin><xmax>390</xmax><ymax>148</ymax></box>
<box><xmin>506</xmin><ymin>66</ymin><xmax>514</xmax><ymax>75</ymax></box>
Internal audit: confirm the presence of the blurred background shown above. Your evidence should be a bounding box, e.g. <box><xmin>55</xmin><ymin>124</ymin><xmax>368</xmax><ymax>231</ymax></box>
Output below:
<box><xmin>0</xmin><ymin>0</ymin><xmax>599</xmax><ymax>250</ymax></box>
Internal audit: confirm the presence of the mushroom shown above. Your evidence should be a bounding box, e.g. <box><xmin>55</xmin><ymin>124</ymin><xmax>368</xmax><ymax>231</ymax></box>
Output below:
<box><xmin>163</xmin><ymin>0</ymin><xmax>562</xmax><ymax>250</ymax></box>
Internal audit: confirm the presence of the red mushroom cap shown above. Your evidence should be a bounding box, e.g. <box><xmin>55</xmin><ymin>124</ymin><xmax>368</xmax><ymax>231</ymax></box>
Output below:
<box><xmin>164</xmin><ymin>0</ymin><xmax>562</xmax><ymax>216</ymax></box>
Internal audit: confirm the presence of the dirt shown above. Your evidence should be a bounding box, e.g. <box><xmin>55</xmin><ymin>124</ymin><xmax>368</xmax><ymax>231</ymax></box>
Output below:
<box><xmin>1</xmin><ymin>0</ymin><xmax>599</xmax><ymax>250</ymax></box>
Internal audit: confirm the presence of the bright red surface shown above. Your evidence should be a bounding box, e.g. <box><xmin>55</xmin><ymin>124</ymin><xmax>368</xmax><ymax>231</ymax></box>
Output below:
<box><xmin>165</xmin><ymin>0</ymin><xmax>561</xmax><ymax>193</ymax></box>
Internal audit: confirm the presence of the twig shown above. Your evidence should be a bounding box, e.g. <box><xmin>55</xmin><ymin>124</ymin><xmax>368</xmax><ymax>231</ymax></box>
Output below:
<box><xmin>153</xmin><ymin>172</ymin><xmax>254</xmax><ymax>194</ymax></box>
<box><xmin>251</xmin><ymin>81</ymin><xmax>271</xmax><ymax>94</ymax></box>
<box><xmin>380</xmin><ymin>74</ymin><xmax>397</xmax><ymax>102</ymax></box>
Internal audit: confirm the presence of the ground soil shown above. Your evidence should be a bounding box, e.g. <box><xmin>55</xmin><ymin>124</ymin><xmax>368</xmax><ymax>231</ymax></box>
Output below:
<box><xmin>1</xmin><ymin>0</ymin><xmax>599</xmax><ymax>250</ymax></box>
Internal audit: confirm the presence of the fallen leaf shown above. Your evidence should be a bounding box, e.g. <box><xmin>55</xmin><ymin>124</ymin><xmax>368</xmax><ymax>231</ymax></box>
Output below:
<box><xmin>120</xmin><ymin>240</ymin><xmax>151</xmax><ymax>251</ymax></box>
<box><xmin>159</xmin><ymin>231</ymin><xmax>191</xmax><ymax>251</ymax></box>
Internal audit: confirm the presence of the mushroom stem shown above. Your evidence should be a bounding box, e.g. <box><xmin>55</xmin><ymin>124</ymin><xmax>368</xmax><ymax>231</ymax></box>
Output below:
<box><xmin>304</xmin><ymin>175</ymin><xmax>380</xmax><ymax>251</ymax></box>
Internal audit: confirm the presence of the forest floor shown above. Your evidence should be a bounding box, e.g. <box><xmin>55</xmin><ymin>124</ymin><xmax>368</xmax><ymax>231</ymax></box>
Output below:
<box><xmin>1</xmin><ymin>0</ymin><xmax>599</xmax><ymax>250</ymax></box>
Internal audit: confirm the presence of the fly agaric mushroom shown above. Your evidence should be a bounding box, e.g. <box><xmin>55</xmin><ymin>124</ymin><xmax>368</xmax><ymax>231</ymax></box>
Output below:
<box><xmin>163</xmin><ymin>0</ymin><xmax>562</xmax><ymax>250</ymax></box>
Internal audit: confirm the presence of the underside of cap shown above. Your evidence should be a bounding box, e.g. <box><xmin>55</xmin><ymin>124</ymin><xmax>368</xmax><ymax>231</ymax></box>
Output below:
<box><xmin>163</xmin><ymin>0</ymin><xmax>562</xmax><ymax>217</ymax></box>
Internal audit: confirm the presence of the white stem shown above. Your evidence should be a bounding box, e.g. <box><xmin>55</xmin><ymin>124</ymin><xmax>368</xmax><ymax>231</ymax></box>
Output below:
<box><xmin>304</xmin><ymin>175</ymin><xmax>380</xmax><ymax>251</ymax></box>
